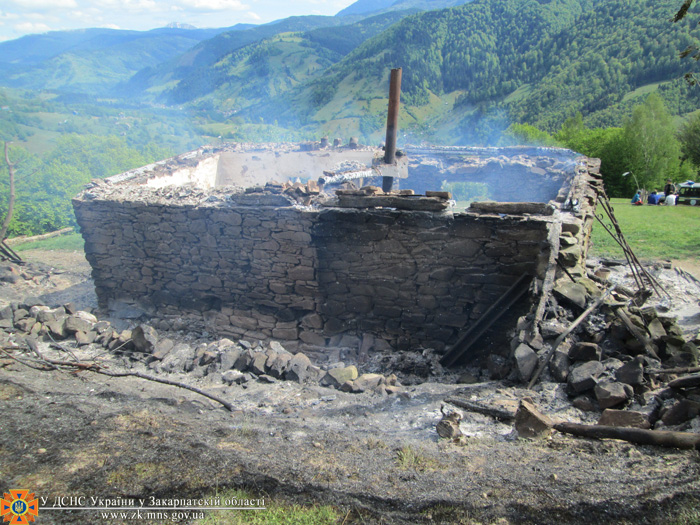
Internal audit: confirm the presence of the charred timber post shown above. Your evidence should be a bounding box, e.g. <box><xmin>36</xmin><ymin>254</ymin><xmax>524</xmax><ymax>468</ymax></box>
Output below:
<box><xmin>383</xmin><ymin>68</ymin><xmax>402</xmax><ymax>192</ymax></box>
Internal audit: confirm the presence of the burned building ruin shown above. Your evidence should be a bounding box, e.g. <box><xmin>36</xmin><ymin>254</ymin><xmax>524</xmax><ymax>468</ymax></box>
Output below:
<box><xmin>72</xmin><ymin>141</ymin><xmax>602</xmax><ymax>366</ymax></box>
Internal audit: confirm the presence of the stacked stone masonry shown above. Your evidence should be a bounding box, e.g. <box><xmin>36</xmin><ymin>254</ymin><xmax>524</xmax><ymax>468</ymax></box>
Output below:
<box><xmin>73</xmin><ymin>143</ymin><xmax>601</xmax><ymax>356</ymax></box>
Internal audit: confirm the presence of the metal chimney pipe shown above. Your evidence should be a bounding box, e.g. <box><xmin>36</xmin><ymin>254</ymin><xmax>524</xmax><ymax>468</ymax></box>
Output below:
<box><xmin>384</xmin><ymin>68</ymin><xmax>402</xmax><ymax>165</ymax></box>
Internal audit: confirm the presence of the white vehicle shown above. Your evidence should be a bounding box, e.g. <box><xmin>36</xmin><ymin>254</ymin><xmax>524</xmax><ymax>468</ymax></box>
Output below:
<box><xmin>677</xmin><ymin>181</ymin><xmax>700</xmax><ymax>206</ymax></box>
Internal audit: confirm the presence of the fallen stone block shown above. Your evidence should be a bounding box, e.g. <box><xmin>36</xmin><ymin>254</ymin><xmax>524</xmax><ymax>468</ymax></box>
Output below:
<box><xmin>321</xmin><ymin>365</ymin><xmax>359</xmax><ymax>388</ymax></box>
<box><xmin>661</xmin><ymin>400</ymin><xmax>700</xmax><ymax>426</ymax></box>
<box><xmin>666</xmin><ymin>343</ymin><xmax>699</xmax><ymax>368</ymax></box>
<box><xmin>669</xmin><ymin>374</ymin><xmax>700</xmax><ymax>390</ymax></box>
<box><xmin>75</xmin><ymin>330</ymin><xmax>98</xmax><ymax>346</ymax></box>
<box><xmin>222</xmin><ymin>370</ymin><xmax>245</xmax><ymax>385</ymax></box>
<box><xmin>615</xmin><ymin>357</ymin><xmax>644</xmax><ymax>385</ymax></box>
<box><xmin>647</xmin><ymin>318</ymin><xmax>667</xmax><ymax>341</ymax></box>
<box><xmin>598</xmin><ymin>409</ymin><xmax>650</xmax><ymax>429</ymax></box>
<box><xmin>514</xmin><ymin>344</ymin><xmax>538</xmax><ymax>382</ymax></box>
<box><xmin>352</xmin><ymin>373</ymin><xmax>384</xmax><ymax>393</ymax></box>
<box><xmin>234</xmin><ymin>349</ymin><xmax>256</xmax><ymax>371</ymax></box>
<box><xmin>15</xmin><ymin>317</ymin><xmax>36</xmax><ymax>333</ymax></box>
<box><xmin>594</xmin><ymin>381</ymin><xmax>629</xmax><ymax>409</ymax></box>
<box><xmin>250</xmin><ymin>352</ymin><xmax>269</xmax><ymax>376</ymax></box>
<box><xmin>572</xmin><ymin>395</ymin><xmax>596</xmax><ymax>412</ymax></box>
<box><xmin>74</xmin><ymin>310</ymin><xmax>98</xmax><ymax>324</ymax></box>
<box><xmin>220</xmin><ymin>347</ymin><xmax>243</xmax><ymax>371</ymax></box>
<box><xmin>131</xmin><ymin>325</ymin><xmax>159</xmax><ymax>353</ymax></box>
<box><xmin>339</xmin><ymin>380</ymin><xmax>354</xmax><ymax>393</ymax></box>
<box><xmin>515</xmin><ymin>399</ymin><xmax>554</xmax><ymax>438</ymax></box>
<box><xmin>285</xmin><ymin>352</ymin><xmax>315</xmax><ymax>382</ymax></box>
<box><xmin>569</xmin><ymin>342</ymin><xmax>601</xmax><ymax>362</ymax></box>
<box><xmin>549</xmin><ymin>349</ymin><xmax>570</xmax><ymax>383</ymax></box>
<box><xmin>198</xmin><ymin>349</ymin><xmax>218</xmax><ymax>367</ymax></box>
<box><xmin>152</xmin><ymin>338</ymin><xmax>174</xmax><ymax>360</ymax></box>
<box><xmin>13</xmin><ymin>309</ymin><xmax>29</xmax><ymax>323</ymax></box>
<box><xmin>29</xmin><ymin>305</ymin><xmax>49</xmax><ymax>318</ymax></box>
<box><xmin>64</xmin><ymin>315</ymin><xmax>94</xmax><ymax>334</ymax></box>
<box><xmin>568</xmin><ymin>361</ymin><xmax>604</xmax><ymax>393</ymax></box>
<box><xmin>267</xmin><ymin>352</ymin><xmax>292</xmax><ymax>379</ymax></box>
<box><xmin>0</xmin><ymin>305</ymin><xmax>13</xmax><ymax>320</ymax></box>
<box><xmin>553</xmin><ymin>282</ymin><xmax>587</xmax><ymax>310</ymax></box>
<box><xmin>160</xmin><ymin>343</ymin><xmax>193</xmax><ymax>373</ymax></box>
<box><xmin>92</xmin><ymin>320</ymin><xmax>111</xmax><ymax>334</ymax></box>
<box><xmin>45</xmin><ymin>319</ymin><xmax>68</xmax><ymax>340</ymax></box>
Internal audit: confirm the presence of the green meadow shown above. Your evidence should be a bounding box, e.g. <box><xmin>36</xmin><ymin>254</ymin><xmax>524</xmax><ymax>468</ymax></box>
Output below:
<box><xmin>591</xmin><ymin>199</ymin><xmax>700</xmax><ymax>261</ymax></box>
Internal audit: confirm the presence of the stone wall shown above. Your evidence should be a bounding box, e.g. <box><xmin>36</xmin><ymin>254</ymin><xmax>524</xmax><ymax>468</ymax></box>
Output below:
<box><xmin>74</xmin><ymin>188</ymin><xmax>553</xmax><ymax>354</ymax></box>
<box><xmin>72</xmin><ymin>144</ymin><xmax>601</xmax><ymax>358</ymax></box>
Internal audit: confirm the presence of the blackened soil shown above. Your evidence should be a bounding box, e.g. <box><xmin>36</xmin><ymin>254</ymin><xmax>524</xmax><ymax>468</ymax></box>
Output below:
<box><xmin>1</xmin><ymin>249</ymin><xmax>699</xmax><ymax>524</ymax></box>
<box><xmin>1</xmin><ymin>364</ymin><xmax>699</xmax><ymax>524</ymax></box>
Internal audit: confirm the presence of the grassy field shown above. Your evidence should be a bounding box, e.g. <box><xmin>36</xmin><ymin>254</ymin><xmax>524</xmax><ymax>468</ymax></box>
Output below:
<box><xmin>196</xmin><ymin>489</ymin><xmax>341</xmax><ymax>524</ymax></box>
<box><xmin>13</xmin><ymin>232</ymin><xmax>84</xmax><ymax>252</ymax></box>
<box><xmin>590</xmin><ymin>198</ymin><xmax>700</xmax><ymax>260</ymax></box>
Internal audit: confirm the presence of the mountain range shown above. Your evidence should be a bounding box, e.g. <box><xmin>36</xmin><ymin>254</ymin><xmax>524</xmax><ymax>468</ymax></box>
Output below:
<box><xmin>0</xmin><ymin>0</ymin><xmax>698</xmax><ymax>146</ymax></box>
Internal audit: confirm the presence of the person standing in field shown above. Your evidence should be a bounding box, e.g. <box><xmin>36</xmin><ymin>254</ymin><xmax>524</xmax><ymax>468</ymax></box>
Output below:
<box><xmin>664</xmin><ymin>179</ymin><xmax>676</xmax><ymax>198</ymax></box>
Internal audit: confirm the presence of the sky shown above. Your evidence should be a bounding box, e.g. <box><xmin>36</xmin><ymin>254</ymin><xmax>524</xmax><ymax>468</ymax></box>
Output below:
<box><xmin>0</xmin><ymin>0</ymin><xmax>356</xmax><ymax>42</ymax></box>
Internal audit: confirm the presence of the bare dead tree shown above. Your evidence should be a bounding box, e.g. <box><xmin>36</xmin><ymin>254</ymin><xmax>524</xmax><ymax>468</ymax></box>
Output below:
<box><xmin>674</xmin><ymin>0</ymin><xmax>700</xmax><ymax>85</ymax></box>
<box><xmin>1</xmin><ymin>142</ymin><xmax>17</xmax><ymax>242</ymax></box>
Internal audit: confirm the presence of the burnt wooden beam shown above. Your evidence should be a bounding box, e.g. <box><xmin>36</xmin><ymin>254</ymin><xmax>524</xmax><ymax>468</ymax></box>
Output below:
<box><xmin>554</xmin><ymin>422</ymin><xmax>700</xmax><ymax>450</ymax></box>
<box><xmin>441</xmin><ymin>274</ymin><xmax>533</xmax><ymax>368</ymax></box>
<box><xmin>335</xmin><ymin>194</ymin><xmax>450</xmax><ymax>212</ymax></box>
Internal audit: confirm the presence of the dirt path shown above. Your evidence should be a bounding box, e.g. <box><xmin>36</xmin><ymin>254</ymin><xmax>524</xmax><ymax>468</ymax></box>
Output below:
<box><xmin>4</xmin><ymin>248</ymin><xmax>97</xmax><ymax>310</ymax></box>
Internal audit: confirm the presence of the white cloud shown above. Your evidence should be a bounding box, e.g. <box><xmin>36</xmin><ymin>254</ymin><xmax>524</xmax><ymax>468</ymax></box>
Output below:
<box><xmin>91</xmin><ymin>0</ymin><xmax>158</xmax><ymax>10</ymax></box>
<box><xmin>8</xmin><ymin>0</ymin><xmax>77</xmax><ymax>8</ymax></box>
<box><xmin>246</xmin><ymin>11</ymin><xmax>260</xmax><ymax>20</ymax></box>
<box><xmin>176</xmin><ymin>0</ymin><xmax>247</xmax><ymax>11</ymax></box>
<box><xmin>14</xmin><ymin>21</ymin><xmax>51</xmax><ymax>33</ymax></box>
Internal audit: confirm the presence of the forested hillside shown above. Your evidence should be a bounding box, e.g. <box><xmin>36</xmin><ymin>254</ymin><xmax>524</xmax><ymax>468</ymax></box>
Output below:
<box><xmin>122</xmin><ymin>16</ymin><xmax>351</xmax><ymax>101</ymax></box>
<box><xmin>0</xmin><ymin>27</ymin><xmax>232</xmax><ymax>95</ymax></box>
<box><xmin>1</xmin><ymin>0</ymin><xmax>700</xmax><ymax>238</ymax></box>
<box><xmin>507</xmin><ymin>0</ymin><xmax>700</xmax><ymax>130</ymax></box>
<box><xmin>163</xmin><ymin>11</ymin><xmax>415</xmax><ymax>107</ymax></box>
<box><xmin>248</xmin><ymin>0</ymin><xmax>698</xmax><ymax>141</ymax></box>
<box><xmin>336</xmin><ymin>0</ymin><xmax>472</xmax><ymax>17</ymax></box>
<box><xmin>0</xmin><ymin>136</ymin><xmax>171</xmax><ymax>237</ymax></box>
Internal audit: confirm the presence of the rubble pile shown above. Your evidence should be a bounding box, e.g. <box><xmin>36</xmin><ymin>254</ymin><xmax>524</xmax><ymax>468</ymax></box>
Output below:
<box><xmin>0</xmin><ymin>296</ymin><xmax>403</xmax><ymax>397</ymax></box>
<box><xmin>245</xmin><ymin>180</ymin><xmax>321</xmax><ymax>206</ymax></box>
<box><xmin>511</xmin><ymin>265</ymin><xmax>700</xmax><ymax>433</ymax></box>
<box><xmin>0</xmin><ymin>262</ymin><xmax>49</xmax><ymax>287</ymax></box>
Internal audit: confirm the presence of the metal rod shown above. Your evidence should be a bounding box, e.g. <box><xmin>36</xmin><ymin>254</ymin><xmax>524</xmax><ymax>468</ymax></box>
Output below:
<box><xmin>384</xmin><ymin>68</ymin><xmax>402</xmax><ymax>165</ymax></box>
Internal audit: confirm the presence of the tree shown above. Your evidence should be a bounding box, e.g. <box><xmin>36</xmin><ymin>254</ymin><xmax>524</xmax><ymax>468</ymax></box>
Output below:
<box><xmin>678</xmin><ymin>111</ymin><xmax>700</xmax><ymax>169</ymax></box>
<box><xmin>555</xmin><ymin>114</ymin><xmax>632</xmax><ymax>197</ymax></box>
<box><xmin>622</xmin><ymin>93</ymin><xmax>685</xmax><ymax>191</ymax></box>
<box><xmin>500</xmin><ymin>123</ymin><xmax>559</xmax><ymax>147</ymax></box>
<box><xmin>673</xmin><ymin>0</ymin><xmax>700</xmax><ymax>85</ymax></box>
<box><xmin>0</xmin><ymin>142</ymin><xmax>16</xmax><ymax>242</ymax></box>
